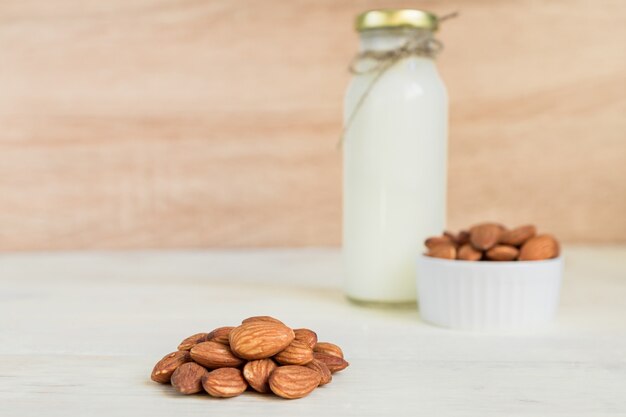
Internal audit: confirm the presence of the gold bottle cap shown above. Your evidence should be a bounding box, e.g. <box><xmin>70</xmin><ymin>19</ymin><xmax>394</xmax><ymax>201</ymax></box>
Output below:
<box><xmin>356</xmin><ymin>9</ymin><xmax>438</xmax><ymax>32</ymax></box>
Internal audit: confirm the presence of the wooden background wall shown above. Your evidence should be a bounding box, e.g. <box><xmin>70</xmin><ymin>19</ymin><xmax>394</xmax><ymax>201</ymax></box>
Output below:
<box><xmin>1</xmin><ymin>0</ymin><xmax>625</xmax><ymax>250</ymax></box>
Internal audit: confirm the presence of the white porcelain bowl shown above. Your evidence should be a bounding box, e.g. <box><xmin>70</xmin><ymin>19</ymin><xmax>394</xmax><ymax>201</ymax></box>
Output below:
<box><xmin>417</xmin><ymin>255</ymin><xmax>563</xmax><ymax>330</ymax></box>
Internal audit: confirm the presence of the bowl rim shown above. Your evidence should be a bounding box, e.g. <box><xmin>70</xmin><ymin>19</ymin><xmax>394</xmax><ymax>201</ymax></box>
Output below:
<box><xmin>418</xmin><ymin>254</ymin><xmax>563</xmax><ymax>268</ymax></box>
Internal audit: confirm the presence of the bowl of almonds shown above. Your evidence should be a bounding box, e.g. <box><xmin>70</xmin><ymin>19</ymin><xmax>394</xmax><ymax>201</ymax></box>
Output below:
<box><xmin>417</xmin><ymin>223</ymin><xmax>563</xmax><ymax>330</ymax></box>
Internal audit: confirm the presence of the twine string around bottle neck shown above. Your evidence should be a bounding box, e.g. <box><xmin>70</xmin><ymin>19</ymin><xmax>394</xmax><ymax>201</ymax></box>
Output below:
<box><xmin>338</xmin><ymin>12</ymin><xmax>458</xmax><ymax>148</ymax></box>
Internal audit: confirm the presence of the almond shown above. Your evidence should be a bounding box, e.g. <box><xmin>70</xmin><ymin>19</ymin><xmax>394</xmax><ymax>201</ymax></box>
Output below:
<box><xmin>274</xmin><ymin>339</ymin><xmax>314</xmax><ymax>365</ymax></box>
<box><xmin>171</xmin><ymin>362</ymin><xmax>208</xmax><ymax>394</ymax></box>
<box><xmin>242</xmin><ymin>359</ymin><xmax>277</xmax><ymax>393</ymax></box>
<box><xmin>499</xmin><ymin>225</ymin><xmax>537</xmax><ymax>246</ymax></box>
<box><xmin>313</xmin><ymin>342</ymin><xmax>343</xmax><ymax>359</ymax></box>
<box><xmin>443</xmin><ymin>231</ymin><xmax>458</xmax><ymax>244</ymax></box>
<box><xmin>268</xmin><ymin>365</ymin><xmax>321</xmax><ymax>399</ymax></box>
<box><xmin>444</xmin><ymin>230</ymin><xmax>471</xmax><ymax>246</ymax></box>
<box><xmin>470</xmin><ymin>223</ymin><xmax>503</xmax><ymax>250</ymax></box>
<box><xmin>425</xmin><ymin>235</ymin><xmax>453</xmax><ymax>249</ymax></box>
<box><xmin>190</xmin><ymin>341</ymin><xmax>243</xmax><ymax>369</ymax></box>
<box><xmin>242</xmin><ymin>316</ymin><xmax>285</xmax><ymax>326</ymax></box>
<box><xmin>426</xmin><ymin>242</ymin><xmax>456</xmax><ymax>259</ymax></box>
<box><xmin>294</xmin><ymin>328</ymin><xmax>318</xmax><ymax>349</ymax></box>
<box><xmin>207</xmin><ymin>326</ymin><xmax>234</xmax><ymax>345</ymax></box>
<box><xmin>519</xmin><ymin>234</ymin><xmax>560</xmax><ymax>261</ymax></box>
<box><xmin>305</xmin><ymin>359</ymin><xmax>332</xmax><ymax>386</ymax></box>
<box><xmin>177</xmin><ymin>333</ymin><xmax>210</xmax><ymax>351</ymax></box>
<box><xmin>457</xmin><ymin>230</ymin><xmax>470</xmax><ymax>245</ymax></box>
<box><xmin>486</xmin><ymin>245</ymin><xmax>519</xmax><ymax>261</ymax></box>
<box><xmin>229</xmin><ymin>321</ymin><xmax>295</xmax><ymax>360</ymax></box>
<box><xmin>457</xmin><ymin>243</ymin><xmax>482</xmax><ymax>261</ymax></box>
<box><xmin>313</xmin><ymin>352</ymin><xmax>349</xmax><ymax>373</ymax></box>
<box><xmin>151</xmin><ymin>351</ymin><xmax>191</xmax><ymax>384</ymax></box>
<box><xmin>202</xmin><ymin>368</ymin><xmax>247</xmax><ymax>398</ymax></box>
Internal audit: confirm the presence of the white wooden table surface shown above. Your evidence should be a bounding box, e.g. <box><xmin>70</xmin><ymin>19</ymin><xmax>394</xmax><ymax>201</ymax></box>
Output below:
<box><xmin>1</xmin><ymin>247</ymin><xmax>625</xmax><ymax>416</ymax></box>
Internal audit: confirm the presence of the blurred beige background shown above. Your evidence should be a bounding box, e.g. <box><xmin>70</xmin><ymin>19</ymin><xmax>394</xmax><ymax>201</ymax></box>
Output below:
<box><xmin>0</xmin><ymin>0</ymin><xmax>624</xmax><ymax>250</ymax></box>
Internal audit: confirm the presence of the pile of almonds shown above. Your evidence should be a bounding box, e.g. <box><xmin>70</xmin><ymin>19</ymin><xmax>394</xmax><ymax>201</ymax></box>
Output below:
<box><xmin>425</xmin><ymin>223</ymin><xmax>560</xmax><ymax>261</ymax></box>
<box><xmin>151</xmin><ymin>316</ymin><xmax>348</xmax><ymax>400</ymax></box>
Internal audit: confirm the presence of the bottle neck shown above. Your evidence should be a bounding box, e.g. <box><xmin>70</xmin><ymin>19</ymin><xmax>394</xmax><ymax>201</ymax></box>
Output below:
<box><xmin>358</xmin><ymin>28</ymin><xmax>434</xmax><ymax>52</ymax></box>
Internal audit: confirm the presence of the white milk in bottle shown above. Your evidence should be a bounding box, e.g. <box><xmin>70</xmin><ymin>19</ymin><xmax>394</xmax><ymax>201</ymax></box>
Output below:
<box><xmin>343</xmin><ymin>9</ymin><xmax>448</xmax><ymax>303</ymax></box>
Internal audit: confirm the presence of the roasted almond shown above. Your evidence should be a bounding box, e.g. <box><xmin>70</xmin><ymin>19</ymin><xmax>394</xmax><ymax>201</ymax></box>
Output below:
<box><xmin>151</xmin><ymin>350</ymin><xmax>191</xmax><ymax>384</ymax></box>
<box><xmin>425</xmin><ymin>235</ymin><xmax>453</xmax><ymax>249</ymax></box>
<box><xmin>470</xmin><ymin>223</ymin><xmax>504</xmax><ymax>250</ymax></box>
<box><xmin>443</xmin><ymin>231</ymin><xmax>458</xmax><ymax>244</ymax></box>
<box><xmin>293</xmin><ymin>328</ymin><xmax>318</xmax><ymax>349</ymax></box>
<box><xmin>268</xmin><ymin>365</ymin><xmax>321</xmax><ymax>399</ymax></box>
<box><xmin>190</xmin><ymin>341</ymin><xmax>243</xmax><ymax>369</ymax></box>
<box><xmin>499</xmin><ymin>225</ymin><xmax>537</xmax><ymax>246</ymax></box>
<box><xmin>305</xmin><ymin>359</ymin><xmax>332</xmax><ymax>386</ymax></box>
<box><xmin>486</xmin><ymin>245</ymin><xmax>519</xmax><ymax>261</ymax></box>
<box><xmin>241</xmin><ymin>316</ymin><xmax>285</xmax><ymax>326</ymax></box>
<box><xmin>426</xmin><ymin>242</ymin><xmax>456</xmax><ymax>259</ymax></box>
<box><xmin>457</xmin><ymin>230</ymin><xmax>470</xmax><ymax>245</ymax></box>
<box><xmin>457</xmin><ymin>243</ymin><xmax>482</xmax><ymax>261</ymax></box>
<box><xmin>313</xmin><ymin>352</ymin><xmax>349</xmax><ymax>373</ymax></box>
<box><xmin>444</xmin><ymin>230</ymin><xmax>471</xmax><ymax>246</ymax></box>
<box><xmin>313</xmin><ymin>342</ymin><xmax>343</xmax><ymax>359</ymax></box>
<box><xmin>207</xmin><ymin>326</ymin><xmax>234</xmax><ymax>345</ymax></box>
<box><xmin>274</xmin><ymin>339</ymin><xmax>314</xmax><ymax>365</ymax></box>
<box><xmin>229</xmin><ymin>321</ymin><xmax>295</xmax><ymax>360</ymax></box>
<box><xmin>202</xmin><ymin>368</ymin><xmax>247</xmax><ymax>398</ymax></box>
<box><xmin>177</xmin><ymin>333</ymin><xmax>210</xmax><ymax>351</ymax></box>
<box><xmin>171</xmin><ymin>362</ymin><xmax>208</xmax><ymax>394</ymax></box>
<box><xmin>519</xmin><ymin>234</ymin><xmax>560</xmax><ymax>261</ymax></box>
<box><xmin>242</xmin><ymin>359</ymin><xmax>277</xmax><ymax>393</ymax></box>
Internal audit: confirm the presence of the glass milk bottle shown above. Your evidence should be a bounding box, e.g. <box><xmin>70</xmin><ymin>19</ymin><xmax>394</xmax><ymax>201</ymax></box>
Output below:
<box><xmin>343</xmin><ymin>9</ymin><xmax>448</xmax><ymax>304</ymax></box>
